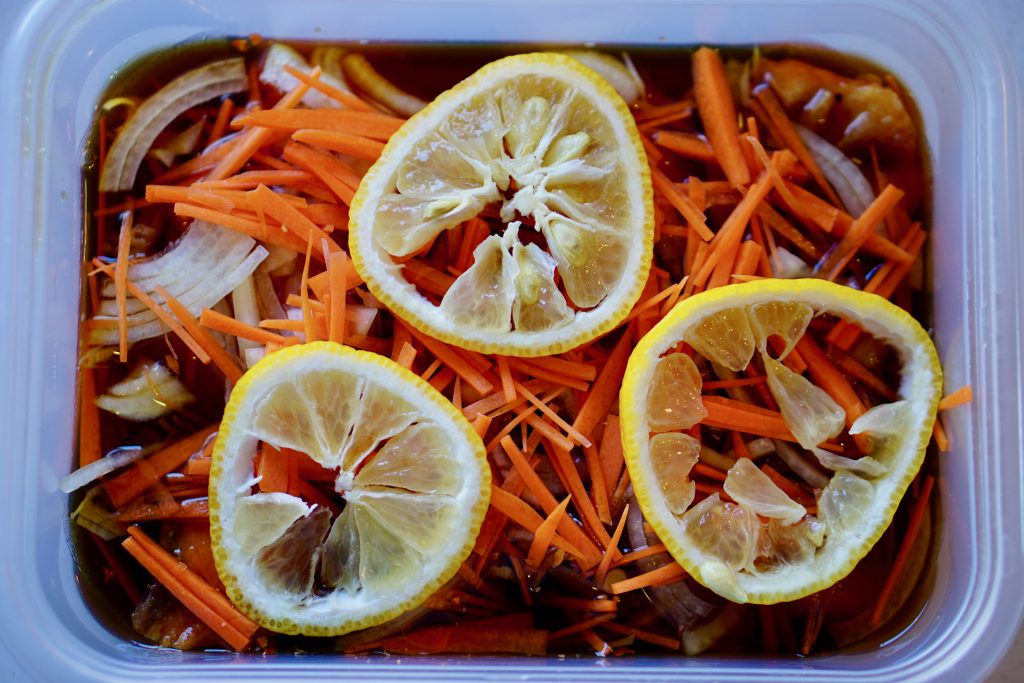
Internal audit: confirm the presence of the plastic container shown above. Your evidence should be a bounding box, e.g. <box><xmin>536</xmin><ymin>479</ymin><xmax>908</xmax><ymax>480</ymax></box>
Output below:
<box><xmin>1</xmin><ymin>0</ymin><xmax>1022</xmax><ymax>680</ymax></box>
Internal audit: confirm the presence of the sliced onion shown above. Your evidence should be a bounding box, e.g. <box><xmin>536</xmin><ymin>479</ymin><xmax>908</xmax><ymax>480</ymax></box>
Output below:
<box><xmin>261</xmin><ymin>43</ymin><xmax>351</xmax><ymax>109</ymax></box>
<box><xmin>90</xmin><ymin>221</ymin><xmax>268</xmax><ymax>346</ymax></box>
<box><xmin>810</xmin><ymin>446</ymin><xmax>888</xmax><ymax>478</ymax></box>
<box><xmin>60</xmin><ymin>445</ymin><xmax>145</xmax><ymax>493</ymax></box>
<box><xmin>149</xmin><ymin>117</ymin><xmax>206</xmax><ymax>167</ymax></box>
<box><xmin>100</xmin><ymin>58</ymin><xmax>247</xmax><ymax>191</ymax></box>
<box><xmin>557</xmin><ymin>50</ymin><xmax>645</xmax><ymax>104</ymax></box>
<box><xmin>769</xmin><ymin>246</ymin><xmax>812</xmax><ymax>279</ymax></box>
<box><xmin>341</xmin><ymin>53</ymin><xmax>427</xmax><ymax>117</ymax></box>
<box><xmin>795</xmin><ymin>124</ymin><xmax>875</xmax><ymax>216</ymax></box>
<box><xmin>771</xmin><ymin>439</ymin><xmax>830</xmax><ymax>490</ymax></box>
<box><xmin>96</xmin><ymin>361</ymin><xmax>194</xmax><ymax>421</ymax></box>
<box><xmin>71</xmin><ymin>488</ymin><xmax>127</xmax><ymax>540</ymax></box>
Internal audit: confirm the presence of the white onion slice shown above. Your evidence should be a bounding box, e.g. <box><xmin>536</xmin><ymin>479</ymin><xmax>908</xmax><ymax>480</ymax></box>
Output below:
<box><xmin>89</xmin><ymin>221</ymin><xmax>267</xmax><ymax>346</ymax></box>
<box><xmin>96</xmin><ymin>361</ymin><xmax>194</xmax><ymax>421</ymax></box>
<box><xmin>795</xmin><ymin>124</ymin><xmax>875</xmax><ymax>216</ymax></box>
<box><xmin>772</xmin><ymin>439</ymin><xmax>830</xmax><ymax>490</ymax></box>
<box><xmin>100</xmin><ymin>58</ymin><xmax>247</xmax><ymax>191</ymax></box>
<box><xmin>59</xmin><ymin>446</ymin><xmax>145</xmax><ymax>493</ymax></box>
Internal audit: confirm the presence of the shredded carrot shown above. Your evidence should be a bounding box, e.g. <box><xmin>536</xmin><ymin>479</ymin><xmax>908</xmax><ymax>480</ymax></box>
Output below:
<box><xmin>614</xmin><ymin>543</ymin><xmax>669</xmax><ymax>567</ymax></box>
<box><xmin>280</xmin><ymin>141</ymin><xmax>357</xmax><ymax>205</ymax></box>
<box><xmin>701</xmin><ymin>395</ymin><xmax>796</xmax><ymax>441</ymax></box>
<box><xmin>496</xmin><ymin>356</ymin><xmax>517</xmax><ymax>403</ymax></box>
<box><xmin>403</xmin><ymin>324</ymin><xmax>494</xmax><ymax>395</ymax></box>
<box><xmin>326</xmin><ymin>249</ymin><xmax>348</xmax><ymax>345</ymax></box>
<box><xmin>572</xmin><ymin>327</ymin><xmax>634</xmax><ymax>440</ymax></box>
<box><xmin>114</xmin><ymin>212</ymin><xmax>134</xmax><ymax>362</ymax></box>
<box><xmin>280</xmin><ymin>64</ymin><xmax>377</xmax><ymax>113</ymax></box>
<box><xmin>78</xmin><ymin>367</ymin><xmax>102</xmax><ymax>467</ymax></box>
<box><xmin>156</xmin><ymin>286</ymin><xmax>244</xmax><ymax>384</ymax></box>
<box><xmin>795</xmin><ymin>335</ymin><xmax>868</xmax><ymax>450</ymax></box>
<box><xmin>818</xmin><ymin>184</ymin><xmax>905</xmax><ymax>281</ymax></box>
<box><xmin>104</xmin><ymin>425</ymin><xmax>217</xmax><ymax>509</ymax></box>
<box><xmin>651</xmin><ymin>167</ymin><xmax>713</xmax><ymax>241</ymax></box>
<box><xmin>123</xmin><ymin>527</ymin><xmax>258</xmax><ymax>651</ymax></box>
<box><xmin>489</xmin><ymin>485</ymin><xmax>586</xmax><ymax>561</ymax></box>
<box><xmin>692</xmin><ymin>47</ymin><xmax>750</xmax><ymax>188</ymax></box>
<box><xmin>290</xmin><ymin>129</ymin><xmax>386</xmax><ymax>161</ymax></box>
<box><xmin>610</xmin><ymin>562</ymin><xmax>687</xmax><ymax>595</ymax></box>
<box><xmin>527</xmin><ymin>496</ymin><xmax>571</xmax><ymax>569</ymax></box>
<box><xmin>602</xmin><ymin>621</ymin><xmax>680</xmax><ymax>651</ymax></box>
<box><xmin>173</xmin><ymin>202</ymin><xmax>313</xmax><ymax>255</ymax></box>
<box><xmin>652</xmin><ymin>129</ymin><xmax>715</xmax><ymax>162</ymax></box>
<box><xmin>233</xmin><ymin>108</ymin><xmax>403</xmax><ymax>140</ymax></box>
<box><xmin>200</xmin><ymin>307</ymin><xmax>297</xmax><ymax>347</ymax></box>
<box><xmin>206</xmin><ymin>67</ymin><xmax>319</xmax><ymax>181</ymax></box>
<box><xmin>595</xmin><ymin>504</ymin><xmax>629</xmax><ymax>587</ymax></box>
<box><xmin>938</xmin><ymin>385</ymin><xmax>973</xmax><ymax>411</ymax></box>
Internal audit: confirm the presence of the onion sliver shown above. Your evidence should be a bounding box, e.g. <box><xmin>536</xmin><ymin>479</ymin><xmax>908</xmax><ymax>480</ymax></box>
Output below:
<box><xmin>89</xmin><ymin>221</ymin><xmax>268</xmax><ymax>346</ymax></box>
<box><xmin>60</xmin><ymin>446</ymin><xmax>145</xmax><ymax>493</ymax></box>
<box><xmin>99</xmin><ymin>58</ymin><xmax>247</xmax><ymax>191</ymax></box>
<box><xmin>261</xmin><ymin>43</ymin><xmax>350</xmax><ymax>109</ymax></box>
<box><xmin>795</xmin><ymin>124</ymin><xmax>875</xmax><ymax>217</ymax></box>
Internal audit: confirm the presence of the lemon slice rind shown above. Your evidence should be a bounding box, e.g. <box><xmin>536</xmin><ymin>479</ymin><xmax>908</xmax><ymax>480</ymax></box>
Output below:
<box><xmin>209</xmin><ymin>341</ymin><xmax>490</xmax><ymax>635</ymax></box>
<box><xmin>349</xmin><ymin>53</ymin><xmax>653</xmax><ymax>357</ymax></box>
<box><xmin>620</xmin><ymin>279</ymin><xmax>941</xmax><ymax>604</ymax></box>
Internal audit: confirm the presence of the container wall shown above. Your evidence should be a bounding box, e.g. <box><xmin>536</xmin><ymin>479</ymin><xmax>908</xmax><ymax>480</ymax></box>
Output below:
<box><xmin>1</xmin><ymin>0</ymin><xmax>1021</xmax><ymax>681</ymax></box>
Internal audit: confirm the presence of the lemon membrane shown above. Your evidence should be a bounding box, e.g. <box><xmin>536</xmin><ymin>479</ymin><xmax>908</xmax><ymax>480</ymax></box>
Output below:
<box><xmin>621</xmin><ymin>279</ymin><xmax>942</xmax><ymax>604</ymax></box>
<box><xmin>209</xmin><ymin>342</ymin><xmax>490</xmax><ymax>635</ymax></box>
<box><xmin>349</xmin><ymin>52</ymin><xmax>654</xmax><ymax>357</ymax></box>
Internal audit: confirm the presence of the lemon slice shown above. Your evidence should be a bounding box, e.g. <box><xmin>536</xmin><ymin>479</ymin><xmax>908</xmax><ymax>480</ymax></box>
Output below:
<box><xmin>621</xmin><ymin>279</ymin><xmax>941</xmax><ymax>604</ymax></box>
<box><xmin>349</xmin><ymin>52</ymin><xmax>653</xmax><ymax>356</ymax></box>
<box><xmin>209</xmin><ymin>341</ymin><xmax>489</xmax><ymax>635</ymax></box>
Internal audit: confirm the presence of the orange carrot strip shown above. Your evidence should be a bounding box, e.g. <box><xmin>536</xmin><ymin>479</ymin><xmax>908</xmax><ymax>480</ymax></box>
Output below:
<box><xmin>396</xmin><ymin>341</ymin><xmax>417</xmax><ymax>370</ymax></box>
<box><xmin>871</xmin><ymin>475</ymin><xmax>935</xmax><ymax>625</ymax></box>
<box><xmin>549</xmin><ymin>613</ymin><xmax>618</xmax><ymax>641</ymax></box>
<box><xmin>504</xmin><ymin>358</ymin><xmax>589</xmax><ymax>392</ymax></box>
<box><xmin>595</xmin><ymin>504</ymin><xmax>629</xmax><ymax>587</ymax></box>
<box><xmin>599</xmin><ymin>414</ymin><xmax>626</xmax><ymax>494</ymax></box>
<box><xmin>828</xmin><ymin>346</ymin><xmax>898</xmax><ymax>401</ymax></box>
<box><xmin>299</xmin><ymin>234</ymin><xmax>317</xmax><ymax>343</ymax></box>
<box><xmin>116</xmin><ymin>497</ymin><xmax>210</xmax><ymax>522</ymax></box>
<box><xmin>613</xmin><ymin>543</ymin><xmax>669</xmax><ymax>567</ymax></box>
<box><xmin>933</xmin><ymin>418</ymin><xmax>950</xmax><ymax>452</ymax></box>
<box><xmin>327</xmin><ymin>249</ymin><xmax>348</xmax><ymax>345</ymax></box>
<box><xmin>545</xmin><ymin>440</ymin><xmax>611</xmax><ymax>548</ymax></box>
<box><xmin>634</xmin><ymin>98</ymin><xmax>695</xmax><ymax>122</ymax></box>
<box><xmin>489</xmin><ymin>486</ymin><xmax>585</xmax><ymax>560</ymax></box>
<box><xmin>499</xmin><ymin>437</ymin><xmax>601</xmax><ymax>564</ymax></box>
<box><xmin>602</xmin><ymin>621</ymin><xmax>680</xmax><ymax>651</ymax></box>
<box><xmin>114</xmin><ymin>212</ymin><xmax>133</xmax><ymax>362</ymax></box>
<box><xmin>496</xmin><ymin>356</ymin><xmax>516</xmax><ymax>403</ymax></box>
<box><xmin>206</xmin><ymin>68</ymin><xmax>318</xmax><ymax>181</ymax></box>
<box><xmin>251</xmin><ymin>184</ymin><xmax>341</xmax><ymax>253</ymax></box>
<box><xmin>755</xmin><ymin>203</ymin><xmax>822</xmax><ymax>260</ymax></box>
<box><xmin>795</xmin><ymin>336</ymin><xmax>868</xmax><ymax>446</ymax></box>
<box><xmin>156</xmin><ymin>286</ymin><xmax>245</xmax><ymax>384</ymax></box>
<box><xmin>572</xmin><ymin>327</ymin><xmax>634</xmax><ymax>440</ymax></box>
<box><xmin>404</xmin><ymin>325</ymin><xmax>494</xmax><ymax>395</ymax></box>
<box><xmin>516</xmin><ymin>381</ymin><xmax>591</xmax><ymax>448</ymax></box>
<box><xmin>527</xmin><ymin>496</ymin><xmax>571</xmax><ymax>569</ymax></box>
<box><xmin>207</xmin><ymin>97</ymin><xmax>234</xmax><ymax>146</ymax></box>
<box><xmin>280</xmin><ymin>141</ymin><xmax>356</xmax><ymax>205</ymax></box>
<box><xmin>125</xmin><ymin>527</ymin><xmax>259</xmax><ymax>646</ymax></box>
<box><xmin>610</xmin><ymin>562</ymin><xmax>687</xmax><ymax>595</ymax></box>
<box><xmin>693</xmin><ymin>462</ymin><xmax>728</xmax><ymax>482</ymax></box>
<box><xmin>121</xmin><ymin>536</ymin><xmax>250</xmax><ymax>650</ymax></box>
<box><xmin>78</xmin><ymin>367</ymin><xmax>102</xmax><ymax>467</ymax></box>
<box><xmin>91</xmin><ymin>260</ymin><xmax>211</xmax><ymax>364</ymax></box>
<box><xmin>200</xmin><ymin>308</ymin><xmax>296</xmax><ymax>347</ymax></box>
<box><xmin>104</xmin><ymin>426</ymin><xmax>217</xmax><ymax>508</ymax></box>
<box><xmin>173</xmin><ymin>202</ymin><xmax>313</xmax><ymax>255</ymax></box>
<box><xmin>651</xmin><ymin>167</ymin><xmax>713</xmax><ymax>241</ymax></box>
<box><xmin>701</xmin><ymin>395</ymin><xmax>796</xmax><ymax>442</ymax></box>
<box><xmin>257</xmin><ymin>446</ymin><xmax>289</xmax><ymax>494</ymax></box>
<box><xmin>819</xmin><ymin>184</ymin><xmax>905</xmax><ymax>281</ymax></box>
<box><xmin>733</xmin><ymin>239</ymin><xmax>763</xmax><ymax>277</ymax></box>
<box><xmin>939</xmin><ymin>385</ymin><xmax>972</xmax><ymax>411</ymax></box>
<box><xmin>280</xmin><ymin>64</ymin><xmax>376</xmax><ymax>112</ymax></box>
<box><xmin>534</xmin><ymin>593</ymin><xmax>619</xmax><ymax>613</ymax></box>
<box><xmin>291</xmin><ymin>129</ymin><xmax>385</xmax><ymax>161</ymax></box>
<box><xmin>692</xmin><ymin>47</ymin><xmax>750</xmax><ymax>187</ymax></box>
<box><xmin>752</xmin><ymin>84</ymin><xmax>841</xmax><ymax>205</ymax></box>
<box><xmin>233</xmin><ymin>108</ymin><xmax>403</xmax><ymax>140</ymax></box>
<box><xmin>402</xmin><ymin>259</ymin><xmax>455</xmax><ymax>296</ymax></box>
<box><xmin>584</xmin><ymin>443</ymin><xmax>611</xmax><ymax>525</ymax></box>
<box><xmin>782</xmin><ymin>180</ymin><xmax>913</xmax><ymax>262</ymax></box>
<box><xmin>652</xmin><ymin>130</ymin><xmax>716</xmax><ymax>162</ymax></box>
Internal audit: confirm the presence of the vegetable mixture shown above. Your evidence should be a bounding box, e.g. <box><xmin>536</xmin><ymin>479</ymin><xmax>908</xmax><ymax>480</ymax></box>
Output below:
<box><xmin>71</xmin><ymin>38</ymin><xmax>970</xmax><ymax>657</ymax></box>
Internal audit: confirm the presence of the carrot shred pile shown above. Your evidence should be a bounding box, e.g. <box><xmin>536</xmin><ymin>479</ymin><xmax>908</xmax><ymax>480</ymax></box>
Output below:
<box><xmin>74</xmin><ymin>42</ymin><xmax>960</xmax><ymax>658</ymax></box>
